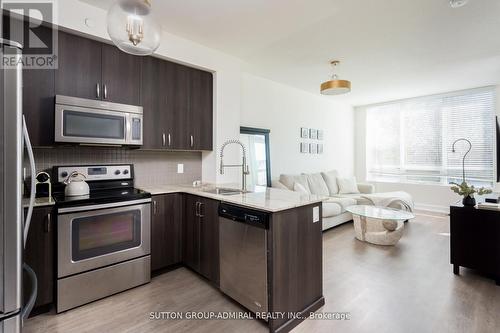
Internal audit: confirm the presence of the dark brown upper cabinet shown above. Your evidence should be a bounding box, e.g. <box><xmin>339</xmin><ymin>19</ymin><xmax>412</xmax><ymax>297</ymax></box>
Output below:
<box><xmin>141</xmin><ymin>56</ymin><xmax>163</xmax><ymax>149</ymax></box>
<box><xmin>161</xmin><ymin>61</ymin><xmax>178</xmax><ymax>149</ymax></box>
<box><xmin>140</xmin><ymin>57</ymin><xmax>213</xmax><ymax>151</ymax></box>
<box><xmin>22</xmin><ymin>23</ymin><xmax>55</xmax><ymax>147</ymax></box>
<box><xmin>171</xmin><ymin>64</ymin><xmax>190</xmax><ymax>149</ymax></box>
<box><xmin>3</xmin><ymin>13</ymin><xmax>56</xmax><ymax>147</ymax></box>
<box><xmin>141</xmin><ymin>57</ymin><xmax>180</xmax><ymax>149</ymax></box>
<box><xmin>188</xmin><ymin>68</ymin><xmax>213</xmax><ymax>150</ymax></box>
<box><xmin>101</xmin><ymin>43</ymin><xmax>142</xmax><ymax>105</ymax></box>
<box><xmin>56</xmin><ymin>31</ymin><xmax>102</xmax><ymax>100</ymax></box>
<box><xmin>56</xmin><ymin>31</ymin><xmax>141</xmax><ymax>106</ymax></box>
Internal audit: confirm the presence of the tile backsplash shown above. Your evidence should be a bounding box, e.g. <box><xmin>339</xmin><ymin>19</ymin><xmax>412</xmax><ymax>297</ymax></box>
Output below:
<box><xmin>29</xmin><ymin>147</ymin><xmax>202</xmax><ymax>187</ymax></box>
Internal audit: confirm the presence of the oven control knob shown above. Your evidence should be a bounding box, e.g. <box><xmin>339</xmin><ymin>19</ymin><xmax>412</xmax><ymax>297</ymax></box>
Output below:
<box><xmin>114</xmin><ymin>170</ymin><xmax>121</xmax><ymax>175</ymax></box>
<box><xmin>123</xmin><ymin>169</ymin><xmax>129</xmax><ymax>175</ymax></box>
<box><xmin>61</xmin><ymin>171</ymin><xmax>68</xmax><ymax>178</ymax></box>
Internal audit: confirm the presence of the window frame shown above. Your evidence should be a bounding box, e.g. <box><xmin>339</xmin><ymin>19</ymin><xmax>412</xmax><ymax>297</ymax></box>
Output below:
<box><xmin>240</xmin><ymin>126</ymin><xmax>272</xmax><ymax>187</ymax></box>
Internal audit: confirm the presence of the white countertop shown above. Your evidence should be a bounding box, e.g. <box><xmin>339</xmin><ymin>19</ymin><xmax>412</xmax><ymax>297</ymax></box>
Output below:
<box><xmin>139</xmin><ymin>184</ymin><xmax>326</xmax><ymax>213</ymax></box>
<box><xmin>20</xmin><ymin>185</ymin><xmax>325</xmax><ymax>213</ymax></box>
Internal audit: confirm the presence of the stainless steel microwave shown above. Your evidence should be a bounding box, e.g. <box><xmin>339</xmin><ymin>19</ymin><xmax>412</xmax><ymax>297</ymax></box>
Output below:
<box><xmin>55</xmin><ymin>95</ymin><xmax>143</xmax><ymax>146</ymax></box>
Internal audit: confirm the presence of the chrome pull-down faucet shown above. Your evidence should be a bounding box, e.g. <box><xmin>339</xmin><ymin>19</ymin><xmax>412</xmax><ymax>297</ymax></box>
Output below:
<box><xmin>219</xmin><ymin>139</ymin><xmax>250</xmax><ymax>192</ymax></box>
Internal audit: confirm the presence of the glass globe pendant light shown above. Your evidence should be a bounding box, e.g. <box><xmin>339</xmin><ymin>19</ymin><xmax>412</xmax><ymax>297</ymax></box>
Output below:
<box><xmin>107</xmin><ymin>0</ymin><xmax>161</xmax><ymax>56</ymax></box>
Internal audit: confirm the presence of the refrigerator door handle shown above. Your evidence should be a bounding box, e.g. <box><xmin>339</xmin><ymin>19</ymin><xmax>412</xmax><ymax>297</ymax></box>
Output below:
<box><xmin>22</xmin><ymin>116</ymin><xmax>36</xmax><ymax>247</ymax></box>
<box><xmin>21</xmin><ymin>263</ymin><xmax>37</xmax><ymax>322</ymax></box>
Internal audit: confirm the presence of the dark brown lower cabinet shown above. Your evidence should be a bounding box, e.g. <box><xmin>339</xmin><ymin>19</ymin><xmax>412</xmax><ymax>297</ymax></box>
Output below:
<box><xmin>183</xmin><ymin>195</ymin><xmax>219</xmax><ymax>285</ymax></box>
<box><xmin>151</xmin><ymin>194</ymin><xmax>183</xmax><ymax>271</ymax></box>
<box><xmin>24</xmin><ymin>206</ymin><xmax>54</xmax><ymax>311</ymax></box>
<box><xmin>268</xmin><ymin>204</ymin><xmax>324</xmax><ymax>332</ymax></box>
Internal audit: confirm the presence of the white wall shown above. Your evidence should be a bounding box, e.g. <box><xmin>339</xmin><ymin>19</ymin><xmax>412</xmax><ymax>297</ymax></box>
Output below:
<box><xmin>240</xmin><ymin>73</ymin><xmax>355</xmax><ymax>179</ymax></box>
<box><xmin>49</xmin><ymin>0</ymin><xmax>243</xmax><ymax>184</ymax></box>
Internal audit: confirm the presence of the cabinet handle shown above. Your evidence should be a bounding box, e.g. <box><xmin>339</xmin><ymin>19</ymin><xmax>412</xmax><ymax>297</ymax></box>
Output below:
<box><xmin>195</xmin><ymin>202</ymin><xmax>200</xmax><ymax>217</ymax></box>
<box><xmin>45</xmin><ymin>213</ymin><xmax>51</xmax><ymax>233</ymax></box>
<box><xmin>103</xmin><ymin>84</ymin><xmax>108</xmax><ymax>100</ymax></box>
<box><xmin>96</xmin><ymin>83</ymin><xmax>100</xmax><ymax>99</ymax></box>
<box><xmin>190</xmin><ymin>135</ymin><xmax>194</xmax><ymax>148</ymax></box>
<box><xmin>153</xmin><ymin>200</ymin><xmax>158</xmax><ymax>215</ymax></box>
<box><xmin>162</xmin><ymin>133</ymin><xmax>166</xmax><ymax>147</ymax></box>
<box><xmin>168</xmin><ymin>133</ymin><xmax>171</xmax><ymax>147</ymax></box>
<box><xmin>199</xmin><ymin>203</ymin><xmax>204</xmax><ymax>218</ymax></box>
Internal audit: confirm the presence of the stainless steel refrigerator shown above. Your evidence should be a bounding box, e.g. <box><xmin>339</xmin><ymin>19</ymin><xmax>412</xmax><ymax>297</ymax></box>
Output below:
<box><xmin>1</xmin><ymin>38</ymin><xmax>37</xmax><ymax>333</ymax></box>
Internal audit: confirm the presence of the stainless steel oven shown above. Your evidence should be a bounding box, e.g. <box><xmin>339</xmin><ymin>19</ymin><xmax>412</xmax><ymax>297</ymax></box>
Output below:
<box><xmin>55</xmin><ymin>95</ymin><xmax>143</xmax><ymax>146</ymax></box>
<box><xmin>57</xmin><ymin>199</ymin><xmax>151</xmax><ymax>278</ymax></box>
<box><xmin>56</xmin><ymin>197</ymin><xmax>151</xmax><ymax>313</ymax></box>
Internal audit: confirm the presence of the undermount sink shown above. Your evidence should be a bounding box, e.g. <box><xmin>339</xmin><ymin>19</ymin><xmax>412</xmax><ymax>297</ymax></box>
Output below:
<box><xmin>203</xmin><ymin>188</ymin><xmax>250</xmax><ymax>196</ymax></box>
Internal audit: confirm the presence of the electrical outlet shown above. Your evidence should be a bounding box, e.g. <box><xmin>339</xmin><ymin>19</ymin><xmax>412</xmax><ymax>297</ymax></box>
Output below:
<box><xmin>177</xmin><ymin>164</ymin><xmax>184</xmax><ymax>174</ymax></box>
<box><xmin>313</xmin><ymin>206</ymin><xmax>320</xmax><ymax>223</ymax></box>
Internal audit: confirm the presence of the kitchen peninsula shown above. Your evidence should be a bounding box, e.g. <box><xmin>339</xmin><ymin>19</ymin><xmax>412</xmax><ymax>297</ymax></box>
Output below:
<box><xmin>143</xmin><ymin>184</ymin><xmax>325</xmax><ymax>333</ymax></box>
<box><xmin>26</xmin><ymin>184</ymin><xmax>325</xmax><ymax>333</ymax></box>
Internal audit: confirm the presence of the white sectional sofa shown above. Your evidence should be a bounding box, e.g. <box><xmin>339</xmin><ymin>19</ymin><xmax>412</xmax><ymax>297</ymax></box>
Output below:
<box><xmin>272</xmin><ymin>170</ymin><xmax>414</xmax><ymax>231</ymax></box>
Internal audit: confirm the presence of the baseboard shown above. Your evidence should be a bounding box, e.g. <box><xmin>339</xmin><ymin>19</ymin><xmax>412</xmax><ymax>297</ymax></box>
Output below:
<box><xmin>414</xmin><ymin>203</ymin><xmax>450</xmax><ymax>214</ymax></box>
<box><xmin>272</xmin><ymin>296</ymin><xmax>325</xmax><ymax>333</ymax></box>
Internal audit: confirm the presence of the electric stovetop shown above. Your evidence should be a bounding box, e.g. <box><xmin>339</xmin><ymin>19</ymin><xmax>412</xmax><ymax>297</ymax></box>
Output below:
<box><xmin>53</xmin><ymin>187</ymin><xmax>151</xmax><ymax>208</ymax></box>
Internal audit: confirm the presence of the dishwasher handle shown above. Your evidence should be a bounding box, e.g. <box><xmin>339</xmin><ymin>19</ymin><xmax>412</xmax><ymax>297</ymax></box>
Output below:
<box><xmin>219</xmin><ymin>204</ymin><xmax>269</xmax><ymax>229</ymax></box>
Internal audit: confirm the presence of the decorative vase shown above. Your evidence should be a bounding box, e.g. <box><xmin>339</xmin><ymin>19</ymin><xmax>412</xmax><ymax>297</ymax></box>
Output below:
<box><xmin>462</xmin><ymin>195</ymin><xmax>476</xmax><ymax>207</ymax></box>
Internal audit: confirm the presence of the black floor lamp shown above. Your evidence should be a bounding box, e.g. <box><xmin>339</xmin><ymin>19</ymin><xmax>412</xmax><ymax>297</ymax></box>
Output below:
<box><xmin>452</xmin><ymin>138</ymin><xmax>472</xmax><ymax>183</ymax></box>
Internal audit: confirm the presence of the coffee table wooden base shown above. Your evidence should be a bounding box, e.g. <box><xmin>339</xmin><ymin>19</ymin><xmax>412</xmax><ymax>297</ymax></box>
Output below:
<box><xmin>353</xmin><ymin>215</ymin><xmax>404</xmax><ymax>246</ymax></box>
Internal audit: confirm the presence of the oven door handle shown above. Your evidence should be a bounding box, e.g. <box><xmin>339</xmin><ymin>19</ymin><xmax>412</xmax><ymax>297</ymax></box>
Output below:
<box><xmin>58</xmin><ymin>198</ymin><xmax>152</xmax><ymax>214</ymax></box>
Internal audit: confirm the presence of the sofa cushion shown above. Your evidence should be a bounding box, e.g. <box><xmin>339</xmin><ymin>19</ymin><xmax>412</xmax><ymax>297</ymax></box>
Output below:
<box><xmin>293</xmin><ymin>182</ymin><xmax>309</xmax><ymax>195</ymax></box>
<box><xmin>324</xmin><ymin>197</ymin><xmax>357</xmax><ymax>213</ymax></box>
<box><xmin>279</xmin><ymin>174</ymin><xmax>311</xmax><ymax>193</ymax></box>
<box><xmin>337</xmin><ymin>176</ymin><xmax>360</xmax><ymax>194</ymax></box>
<box><xmin>305</xmin><ymin>173</ymin><xmax>329</xmax><ymax>196</ymax></box>
<box><xmin>321</xmin><ymin>170</ymin><xmax>339</xmax><ymax>195</ymax></box>
<box><xmin>323</xmin><ymin>202</ymin><xmax>342</xmax><ymax>217</ymax></box>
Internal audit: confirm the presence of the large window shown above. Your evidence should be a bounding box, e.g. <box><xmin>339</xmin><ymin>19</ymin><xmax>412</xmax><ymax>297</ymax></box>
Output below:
<box><xmin>366</xmin><ymin>87</ymin><xmax>496</xmax><ymax>186</ymax></box>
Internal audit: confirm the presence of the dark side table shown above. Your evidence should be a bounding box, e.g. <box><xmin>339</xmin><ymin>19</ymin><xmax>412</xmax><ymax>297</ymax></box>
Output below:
<box><xmin>450</xmin><ymin>200</ymin><xmax>500</xmax><ymax>285</ymax></box>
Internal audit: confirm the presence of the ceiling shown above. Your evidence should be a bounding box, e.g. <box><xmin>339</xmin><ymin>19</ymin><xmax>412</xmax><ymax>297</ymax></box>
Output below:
<box><xmin>81</xmin><ymin>0</ymin><xmax>500</xmax><ymax>106</ymax></box>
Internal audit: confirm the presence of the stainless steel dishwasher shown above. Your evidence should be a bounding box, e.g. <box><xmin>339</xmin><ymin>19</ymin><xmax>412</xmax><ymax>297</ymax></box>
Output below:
<box><xmin>219</xmin><ymin>203</ymin><xmax>269</xmax><ymax>315</ymax></box>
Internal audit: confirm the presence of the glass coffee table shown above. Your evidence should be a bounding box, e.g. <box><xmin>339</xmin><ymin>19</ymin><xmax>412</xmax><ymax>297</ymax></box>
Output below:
<box><xmin>346</xmin><ymin>205</ymin><xmax>415</xmax><ymax>246</ymax></box>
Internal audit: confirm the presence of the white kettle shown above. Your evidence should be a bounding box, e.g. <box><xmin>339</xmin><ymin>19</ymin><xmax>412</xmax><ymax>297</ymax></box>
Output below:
<box><xmin>64</xmin><ymin>171</ymin><xmax>90</xmax><ymax>197</ymax></box>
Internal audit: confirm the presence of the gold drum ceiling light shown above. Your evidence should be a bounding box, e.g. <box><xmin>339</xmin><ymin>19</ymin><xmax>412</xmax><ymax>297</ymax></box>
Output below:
<box><xmin>320</xmin><ymin>60</ymin><xmax>351</xmax><ymax>95</ymax></box>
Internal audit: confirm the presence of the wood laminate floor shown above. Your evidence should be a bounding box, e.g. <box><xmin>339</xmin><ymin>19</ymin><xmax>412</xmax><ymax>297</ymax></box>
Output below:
<box><xmin>24</xmin><ymin>212</ymin><xmax>500</xmax><ymax>333</ymax></box>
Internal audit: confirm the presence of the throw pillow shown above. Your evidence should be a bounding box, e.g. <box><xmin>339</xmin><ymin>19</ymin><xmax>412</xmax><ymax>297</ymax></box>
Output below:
<box><xmin>272</xmin><ymin>181</ymin><xmax>289</xmax><ymax>190</ymax></box>
<box><xmin>279</xmin><ymin>174</ymin><xmax>296</xmax><ymax>190</ymax></box>
<box><xmin>279</xmin><ymin>174</ymin><xmax>311</xmax><ymax>193</ymax></box>
<box><xmin>293</xmin><ymin>175</ymin><xmax>311</xmax><ymax>194</ymax></box>
<box><xmin>293</xmin><ymin>182</ymin><xmax>309</xmax><ymax>195</ymax></box>
<box><xmin>321</xmin><ymin>170</ymin><xmax>339</xmax><ymax>195</ymax></box>
<box><xmin>305</xmin><ymin>173</ymin><xmax>330</xmax><ymax>196</ymax></box>
<box><xmin>337</xmin><ymin>177</ymin><xmax>360</xmax><ymax>194</ymax></box>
